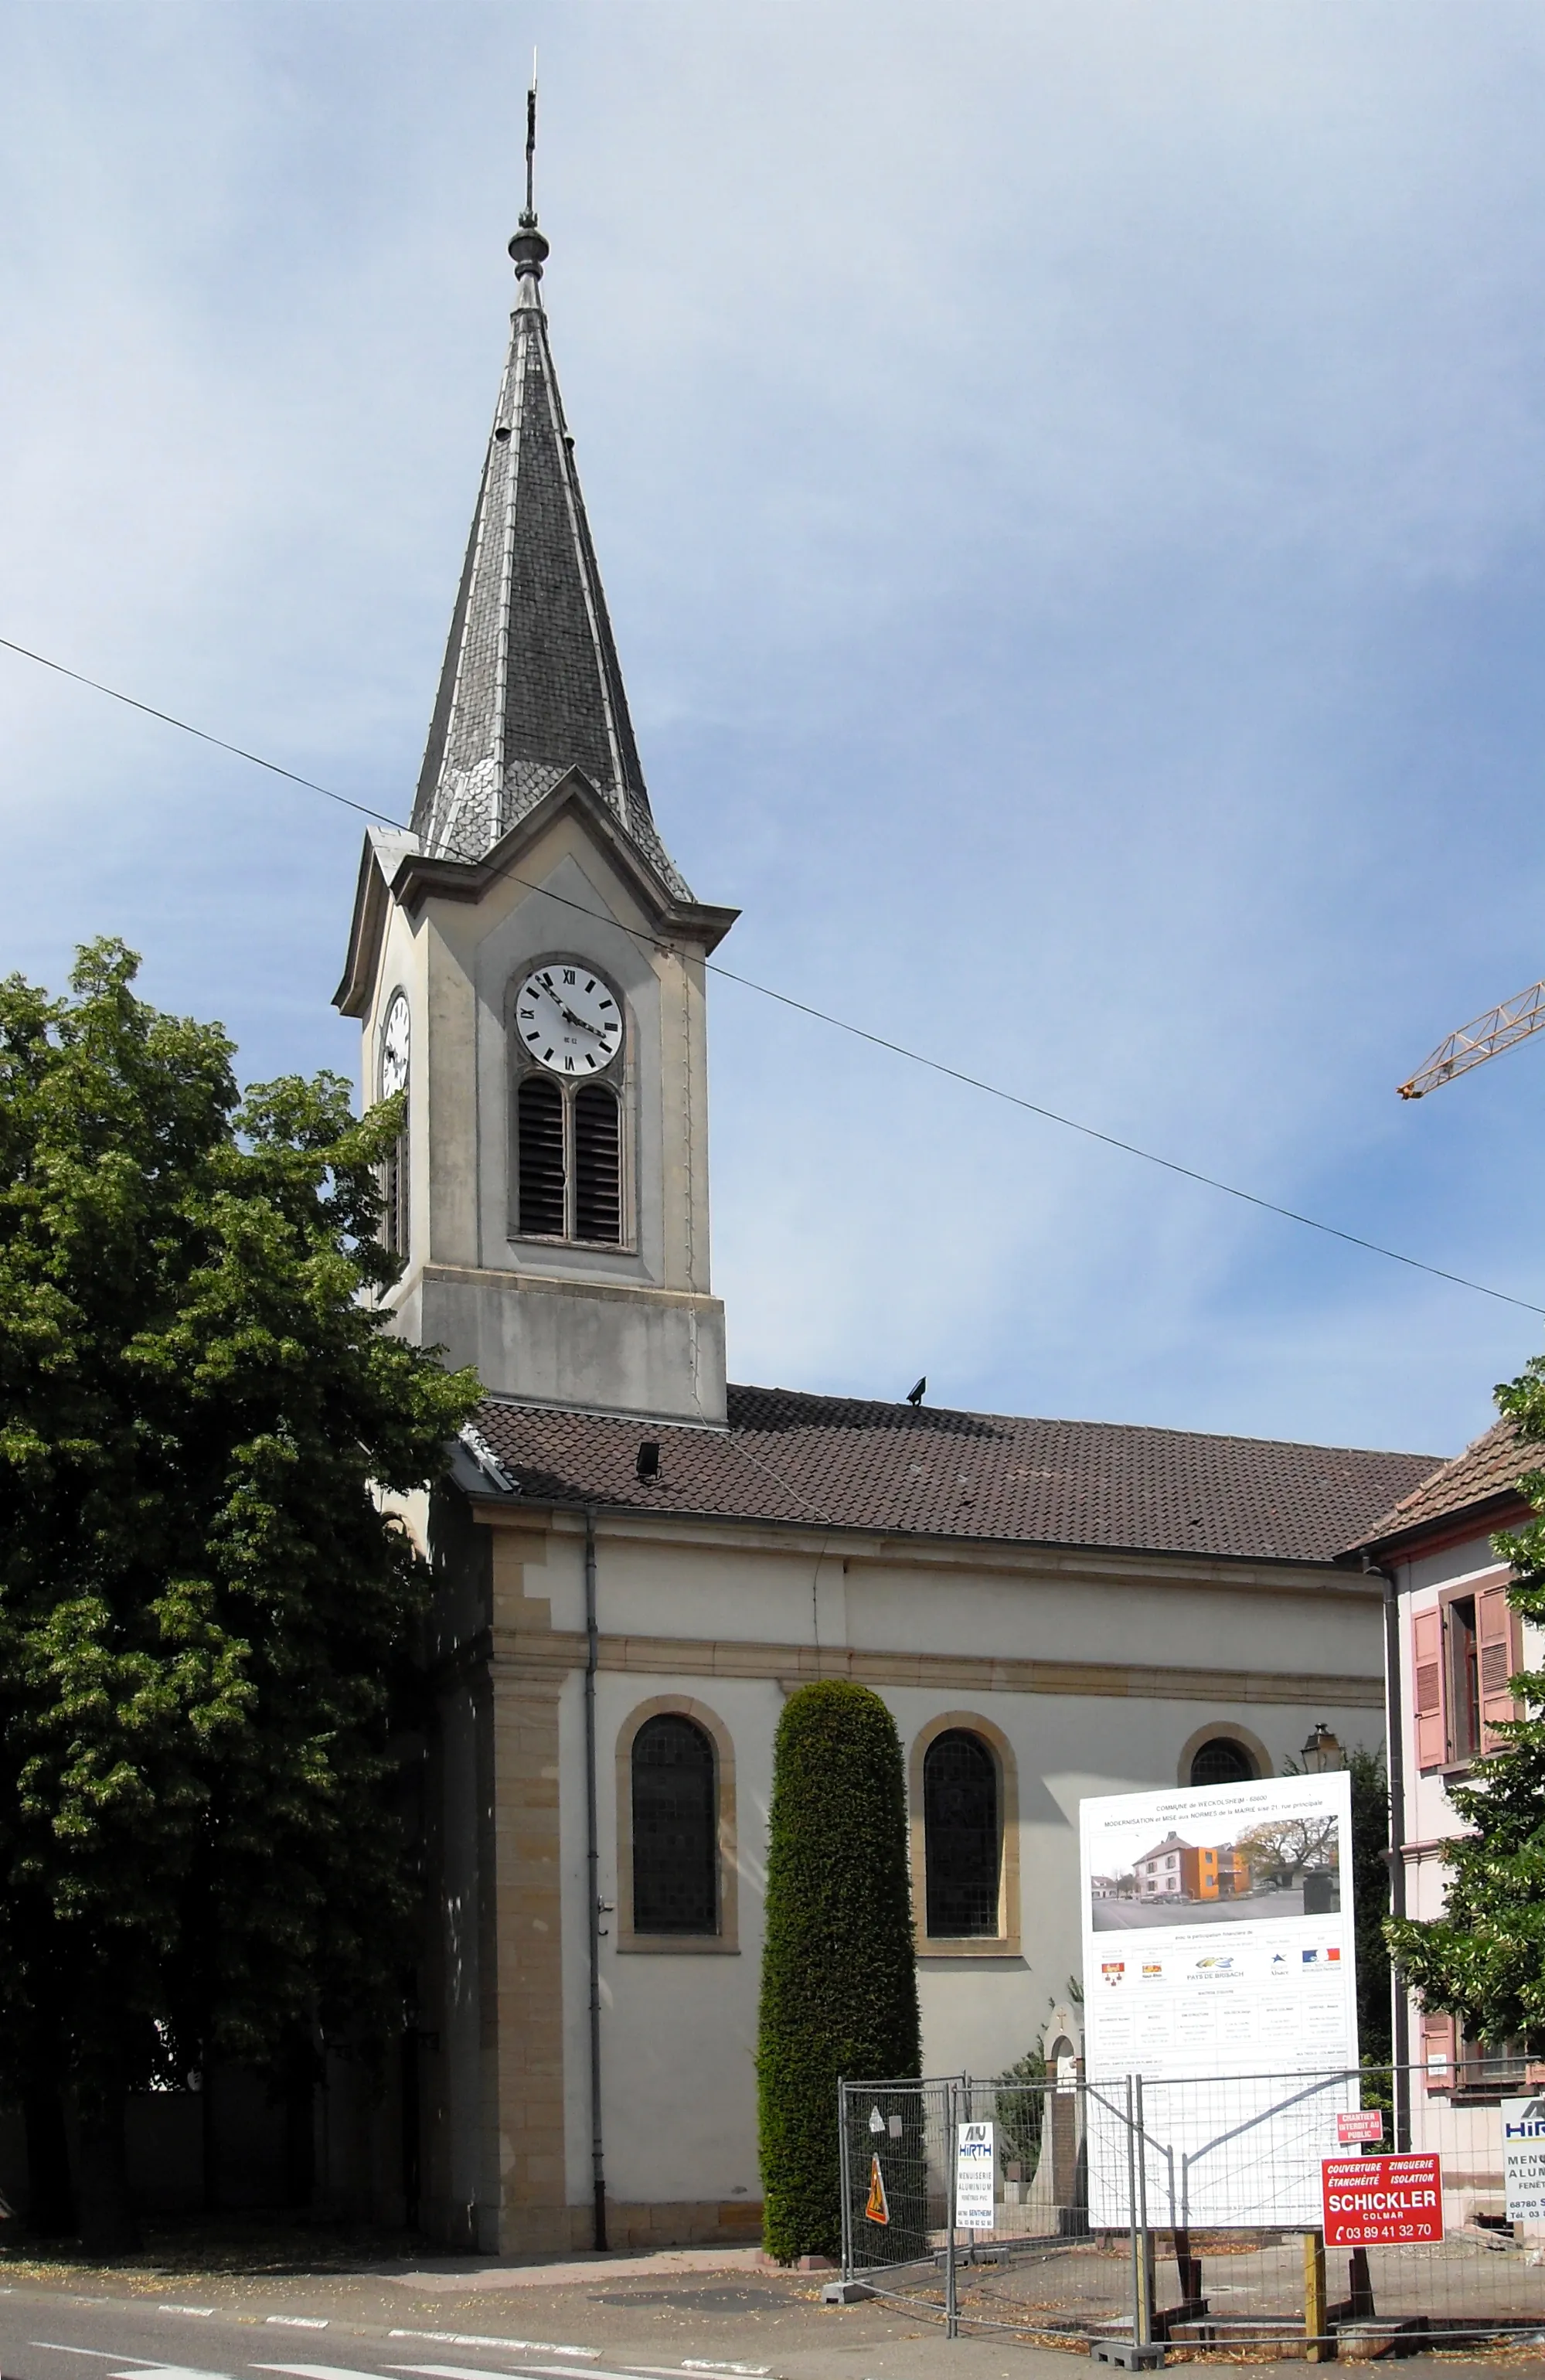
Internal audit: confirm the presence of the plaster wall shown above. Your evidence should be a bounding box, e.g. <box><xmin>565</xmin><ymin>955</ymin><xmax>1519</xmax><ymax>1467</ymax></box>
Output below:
<box><xmin>582</xmin><ymin>1520</ymin><xmax>1384</xmax><ymax>1684</ymax></box>
<box><xmin>454</xmin><ymin>1510</ymin><xmax>1388</xmax><ymax>2231</ymax></box>
<box><xmin>352</xmin><ymin>817</ymin><xmax>724</xmax><ymax>1422</ymax></box>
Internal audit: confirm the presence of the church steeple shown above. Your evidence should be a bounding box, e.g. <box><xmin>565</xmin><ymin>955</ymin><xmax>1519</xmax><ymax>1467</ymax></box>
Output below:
<box><xmin>339</xmin><ymin>124</ymin><xmax>736</xmax><ymax>1428</ymax></box>
<box><xmin>410</xmin><ymin>156</ymin><xmax>669</xmax><ymax>880</ymax></box>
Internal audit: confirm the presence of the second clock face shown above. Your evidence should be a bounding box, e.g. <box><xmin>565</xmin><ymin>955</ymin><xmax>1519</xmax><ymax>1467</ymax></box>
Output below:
<box><xmin>516</xmin><ymin>964</ymin><xmax>624</xmax><ymax>1075</ymax></box>
<box><xmin>380</xmin><ymin>992</ymin><xmax>410</xmax><ymax>1098</ymax></box>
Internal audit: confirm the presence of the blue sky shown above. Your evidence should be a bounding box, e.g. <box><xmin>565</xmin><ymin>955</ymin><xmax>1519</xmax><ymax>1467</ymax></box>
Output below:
<box><xmin>4</xmin><ymin>1</ymin><xmax>1545</xmax><ymax>1459</ymax></box>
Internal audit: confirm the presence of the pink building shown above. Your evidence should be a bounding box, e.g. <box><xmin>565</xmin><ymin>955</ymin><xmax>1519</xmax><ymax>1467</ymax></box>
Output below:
<box><xmin>1354</xmin><ymin>1418</ymin><xmax>1543</xmax><ymax>2215</ymax></box>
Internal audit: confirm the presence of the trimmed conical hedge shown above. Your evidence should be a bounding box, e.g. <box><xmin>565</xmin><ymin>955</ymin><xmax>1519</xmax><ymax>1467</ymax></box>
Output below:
<box><xmin>757</xmin><ymin>1680</ymin><xmax>921</xmax><ymax>2263</ymax></box>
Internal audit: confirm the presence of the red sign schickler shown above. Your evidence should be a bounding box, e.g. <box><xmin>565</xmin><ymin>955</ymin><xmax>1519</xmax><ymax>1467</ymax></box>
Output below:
<box><xmin>1321</xmin><ymin>2153</ymin><xmax>1443</xmax><ymax>2246</ymax></box>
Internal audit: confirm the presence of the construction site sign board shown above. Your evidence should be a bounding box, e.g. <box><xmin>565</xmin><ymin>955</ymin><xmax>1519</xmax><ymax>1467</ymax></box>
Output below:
<box><xmin>955</xmin><ymin>2120</ymin><xmax>995</xmax><ymax>2230</ymax></box>
<box><xmin>1080</xmin><ymin>1770</ymin><xmax>1358</xmax><ymax>2227</ymax></box>
<box><xmin>1322</xmin><ymin>2153</ymin><xmax>1443</xmax><ymax>2246</ymax></box>
<box><xmin>1502</xmin><ymin>2096</ymin><xmax>1545</xmax><ymax>2222</ymax></box>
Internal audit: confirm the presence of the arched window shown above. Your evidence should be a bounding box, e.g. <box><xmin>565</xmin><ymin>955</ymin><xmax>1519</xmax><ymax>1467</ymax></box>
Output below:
<box><xmin>509</xmin><ymin>962</ymin><xmax>627</xmax><ymax>1246</ymax></box>
<box><xmin>1189</xmin><ymin>1736</ymin><xmax>1257</xmax><ymax>1789</ymax></box>
<box><xmin>924</xmin><ymin>1729</ymin><xmax>1000</xmax><ymax>1938</ymax></box>
<box><xmin>631</xmin><ymin>1714</ymin><xmax>717</xmax><ymax>1936</ymax></box>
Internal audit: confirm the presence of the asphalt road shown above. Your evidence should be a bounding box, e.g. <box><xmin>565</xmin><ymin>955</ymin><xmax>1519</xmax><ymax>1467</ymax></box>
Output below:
<box><xmin>1091</xmin><ymin>1891</ymin><xmax>1319</xmax><ymax>1932</ymax></box>
<box><xmin>0</xmin><ymin>2257</ymin><xmax>1523</xmax><ymax>2380</ymax></box>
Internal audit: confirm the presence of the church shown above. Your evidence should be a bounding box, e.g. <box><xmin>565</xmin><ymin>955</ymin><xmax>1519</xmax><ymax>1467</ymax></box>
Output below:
<box><xmin>333</xmin><ymin>195</ymin><xmax>1441</xmax><ymax>2256</ymax></box>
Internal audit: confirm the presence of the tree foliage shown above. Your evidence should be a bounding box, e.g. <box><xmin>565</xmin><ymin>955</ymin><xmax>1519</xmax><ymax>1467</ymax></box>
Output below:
<box><xmin>1386</xmin><ymin>1357</ymin><xmax>1545</xmax><ymax>2046</ymax></box>
<box><xmin>0</xmin><ymin>942</ymin><xmax>479</xmax><ymax>2241</ymax></box>
<box><xmin>1347</xmin><ymin>1746</ymin><xmax>1392</xmax><ymax>2065</ymax></box>
<box><xmin>757</xmin><ymin>1680</ymin><xmax>920</xmax><ymax>2264</ymax></box>
<box><xmin>1232</xmin><ymin>1812</ymin><xmax>1337</xmax><ymax>1886</ymax></box>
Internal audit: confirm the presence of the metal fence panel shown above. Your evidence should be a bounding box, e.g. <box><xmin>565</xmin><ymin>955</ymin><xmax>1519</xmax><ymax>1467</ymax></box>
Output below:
<box><xmin>839</xmin><ymin>2063</ymin><xmax>1545</xmax><ymax>2358</ymax></box>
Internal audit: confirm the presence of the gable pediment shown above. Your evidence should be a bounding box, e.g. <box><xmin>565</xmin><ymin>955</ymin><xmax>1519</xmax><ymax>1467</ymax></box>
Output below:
<box><xmin>333</xmin><ymin>771</ymin><xmax>737</xmax><ymax>1018</ymax></box>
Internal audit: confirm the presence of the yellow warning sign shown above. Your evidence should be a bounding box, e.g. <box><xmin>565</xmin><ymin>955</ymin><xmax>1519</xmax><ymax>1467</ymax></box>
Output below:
<box><xmin>864</xmin><ymin>2153</ymin><xmax>890</xmax><ymax>2225</ymax></box>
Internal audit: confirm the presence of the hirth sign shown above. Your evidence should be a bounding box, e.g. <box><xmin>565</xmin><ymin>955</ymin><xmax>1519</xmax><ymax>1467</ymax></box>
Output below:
<box><xmin>1502</xmin><ymin>2096</ymin><xmax>1545</xmax><ymax>2223</ymax></box>
<box><xmin>1321</xmin><ymin>2153</ymin><xmax>1443</xmax><ymax>2246</ymax></box>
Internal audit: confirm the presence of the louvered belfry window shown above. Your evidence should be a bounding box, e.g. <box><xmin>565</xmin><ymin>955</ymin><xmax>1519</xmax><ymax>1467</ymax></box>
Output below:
<box><xmin>512</xmin><ymin>1037</ymin><xmax>624</xmax><ymax>1247</ymax></box>
<box><xmin>383</xmin><ymin>1107</ymin><xmax>410</xmax><ymax>1258</ymax></box>
<box><xmin>573</xmin><ymin>1084</ymin><xmax>622</xmax><ymax>1242</ymax></box>
<box><xmin>632</xmin><ymin>1714</ymin><xmax>717</xmax><ymax>1935</ymax></box>
<box><xmin>924</xmin><ymin>1729</ymin><xmax>1000</xmax><ymax>1938</ymax></box>
<box><xmin>516</xmin><ymin>1074</ymin><xmax>567</xmax><ymax>1237</ymax></box>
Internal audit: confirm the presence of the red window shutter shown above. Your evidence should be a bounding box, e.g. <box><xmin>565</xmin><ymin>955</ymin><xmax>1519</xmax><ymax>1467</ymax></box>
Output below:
<box><xmin>1421</xmin><ymin>2010</ymin><xmax>1457</xmax><ymax>2092</ymax></box>
<box><xmin>1479</xmin><ymin>1581</ymin><xmax>1522</xmax><ymax>1750</ymax></box>
<box><xmin>1411</xmin><ymin>1607</ymin><xmax>1446</xmax><ymax>1769</ymax></box>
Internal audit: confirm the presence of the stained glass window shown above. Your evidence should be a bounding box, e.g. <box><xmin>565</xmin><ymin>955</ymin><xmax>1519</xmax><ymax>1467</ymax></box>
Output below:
<box><xmin>632</xmin><ymin>1714</ymin><xmax>717</xmax><ymax>1935</ymax></box>
<box><xmin>924</xmin><ymin>1729</ymin><xmax>999</xmax><ymax>1937</ymax></box>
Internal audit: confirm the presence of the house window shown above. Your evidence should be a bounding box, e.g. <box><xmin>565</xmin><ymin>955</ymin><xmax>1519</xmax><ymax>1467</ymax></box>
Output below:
<box><xmin>924</xmin><ymin>1729</ymin><xmax>1000</xmax><ymax>1938</ymax></box>
<box><xmin>631</xmin><ymin>1714</ymin><xmax>717</xmax><ymax>1936</ymax></box>
<box><xmin>1189</xmin><ymin>1737</ymin><xmax>1256</xmax><ymax>1789</ymax></box>
<box><xmin>1446</xmin><ymin>1596</ymin><xmax>1481</xmax><ymax>1761</ymax></box>
<box><xmin>1414</xmin><ymin>1579</ymin><xmax>1521</xmax><ymax>1769</ymax></box>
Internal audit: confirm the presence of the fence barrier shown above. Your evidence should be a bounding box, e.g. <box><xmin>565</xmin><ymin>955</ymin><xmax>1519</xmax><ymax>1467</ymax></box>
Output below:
<box><xmin>836</xmin><ymin>2063</ymin><xmax>1545</xmax><ymax>2364</ymax></box>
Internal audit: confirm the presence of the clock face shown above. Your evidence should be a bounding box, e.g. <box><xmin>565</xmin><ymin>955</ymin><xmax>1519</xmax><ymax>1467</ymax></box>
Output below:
<box><xmin>380</xmin><ymin>993</ymin><xmax>410</xmax><ymax>1098</ymax></box>
<box><xmin>516</xmin><ymin>963</ymin><xmax>624</xmax><ymax>1075</ymax></box>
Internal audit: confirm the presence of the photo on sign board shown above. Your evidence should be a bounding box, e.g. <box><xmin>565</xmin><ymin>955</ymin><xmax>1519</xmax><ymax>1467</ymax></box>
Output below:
<box><xmin>1088</xmin><ymin>1803</ymin><xmax>1339</xmax><ymax>1932</ymax></box>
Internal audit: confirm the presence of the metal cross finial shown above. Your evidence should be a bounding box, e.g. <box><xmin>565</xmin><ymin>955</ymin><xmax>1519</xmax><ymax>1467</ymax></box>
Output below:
<box><xmin>523</xmin><ymin>53</ymin><xmax>538</xmax><ymax>225</ymax></box>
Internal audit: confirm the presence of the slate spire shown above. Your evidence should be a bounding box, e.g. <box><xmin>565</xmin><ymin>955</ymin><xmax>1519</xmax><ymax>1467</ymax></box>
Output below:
<box><xmin>411</xmin><ymin>189</ymin><xmax>672</xmax><ymax>878</ymax></box>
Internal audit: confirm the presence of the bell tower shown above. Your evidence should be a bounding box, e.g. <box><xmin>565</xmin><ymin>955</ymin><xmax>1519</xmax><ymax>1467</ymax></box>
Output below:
<box><xmin>335</xmin><ymin>175</ymin><xmax>736</xmax><ymax>1425</ymax></box>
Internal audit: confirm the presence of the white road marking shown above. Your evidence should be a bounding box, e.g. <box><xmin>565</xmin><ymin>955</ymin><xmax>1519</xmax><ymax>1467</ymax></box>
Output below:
<box><xmin>159</xmin><ymin>2311</ymin><xmax>216</xmax><ymax>2320</ymax></box>
<box><xmin>253</xmin><ymin>2365</ymin><xmax>379</xmax><ymax>2380</ymax></box>
<box><xmin>110</xmin><ymin>2365</ymin><xmax>234</xmax><ymax>2380</ymax></box>
<box><xmin>389</xmin><ymin>2344</ymin><xmax>598</xmax><ymax>2363</ymax></box>
<box><xmin>30</xmin><ymin>2351</ymin><xmax>160</xmax><ymax>2365</ymax></box>
<box><xmin>683</xmin><ymin>2366</ymin><xmax>771</xmax><ymax>2376</ymax></box>
<box><xmin>263</xmin><ymin>2322</ymin><xmax>328</xmax><ymax>2333</ymax></box>
<box><xmin>391</xmin><ymin>2364</ymin><xmax>655</xmax><ymax>2380</ymax></box>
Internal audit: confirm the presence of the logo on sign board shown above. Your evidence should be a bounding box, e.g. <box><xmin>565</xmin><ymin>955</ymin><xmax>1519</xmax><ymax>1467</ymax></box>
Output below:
<box><xmin>1195</xmin><ymin>1956</ymin><xmax>1234</xmax><ymax>1972</ymax></box>
<box><xmin>1504</xmin><ymin>2098</ymin><xmax>1545</xmax><ymax>2139</ymax></box>
<box><xmin>865</xmin><ymin>2155</ymin><xmax>890</xmax><ymax>2225</ymax></box>
<box><xmin>1142</xmin><ymin>1962</ymin><xmax>1162</xmax><ymax>1980</ymax></box>
<box><xmin>1101</xmin><ymin>1962</ymin><xmax>1125</xmax><ymax>1986</ymax></box>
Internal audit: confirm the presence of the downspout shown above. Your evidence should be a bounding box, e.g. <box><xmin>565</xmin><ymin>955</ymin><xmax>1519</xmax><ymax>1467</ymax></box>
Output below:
<box><xmin>1368</xmin><ymin>1553</ymin><xmax>1410</xmax><ymax>2144</ymax></box>
<box><xmin>584</xmin><ymin>1505</ymin><xmax>607</xmax><ymax>2251</ymax></box>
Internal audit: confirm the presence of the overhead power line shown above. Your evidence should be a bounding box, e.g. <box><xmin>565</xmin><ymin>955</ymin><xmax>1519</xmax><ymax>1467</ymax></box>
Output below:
<box><xmin>2</xmin><ymin>632</ymin><xmax>1540</xmax><ymax>1319</ymax></box>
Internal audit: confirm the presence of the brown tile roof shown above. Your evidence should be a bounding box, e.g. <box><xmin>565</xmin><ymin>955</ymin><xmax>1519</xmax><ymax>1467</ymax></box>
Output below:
<box><xmin>1354</xmin><ymin>1414</ymin><xmax>1534</xmax><ymax>1552</ymax></box>
<box><xmin>469</xmin><ymin>1385</ymin><xmax>1441</xmax><ymax>1566</ymax></box>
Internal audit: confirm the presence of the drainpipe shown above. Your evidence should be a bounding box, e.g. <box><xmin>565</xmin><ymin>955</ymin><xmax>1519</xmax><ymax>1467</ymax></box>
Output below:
<box><xmin>1367</xmin><ymin>1554</ymin><xmax>1409</xmax><ymax>2143</ymax></box>
<box><xmin>584</xmin><ymin>1505</ymin><xmax>607</xmax><ymax>2251</ymax></box>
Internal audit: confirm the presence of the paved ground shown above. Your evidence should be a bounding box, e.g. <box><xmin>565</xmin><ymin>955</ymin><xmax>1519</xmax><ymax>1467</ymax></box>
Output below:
<box><xmin>0</xmin><ymin>2238</ymin><xmax>1537</xmax><ymax>2379</ymax></box>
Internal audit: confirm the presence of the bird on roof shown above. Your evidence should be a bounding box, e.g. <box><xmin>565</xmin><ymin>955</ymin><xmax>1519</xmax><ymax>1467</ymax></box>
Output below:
<box><xmin>906</xmin><ymin>1377</ymin><xmax>926</xmax><ymax>1407</ymax></box>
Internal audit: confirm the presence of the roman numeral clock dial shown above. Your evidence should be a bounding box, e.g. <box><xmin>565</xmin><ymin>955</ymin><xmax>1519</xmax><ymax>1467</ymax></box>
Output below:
<box><xmin>516</xmin><ymin>965</ymin><xmax>624</xmax><ymax>1074</ymax></box>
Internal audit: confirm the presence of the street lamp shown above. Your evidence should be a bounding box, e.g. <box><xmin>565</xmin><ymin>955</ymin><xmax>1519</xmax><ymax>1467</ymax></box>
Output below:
<box><xmin>1301</xmin><ymin>1723</ymin><xmax>1343</xmax><ymax>1773</ymax></box>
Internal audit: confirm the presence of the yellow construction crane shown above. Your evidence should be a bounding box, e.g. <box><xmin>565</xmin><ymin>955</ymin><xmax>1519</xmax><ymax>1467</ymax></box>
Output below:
<box><xmin>1397</xmin><ymin>979</ymin><xmax>1545</xmax><ymax>1099</ymax></box>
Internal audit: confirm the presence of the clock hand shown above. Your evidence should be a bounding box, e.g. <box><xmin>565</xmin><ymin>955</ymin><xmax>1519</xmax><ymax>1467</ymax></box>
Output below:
<box><xmin>539</xmin><ymin>983</ymin><xmax>591</xmax><ymax>1032</ymax></box>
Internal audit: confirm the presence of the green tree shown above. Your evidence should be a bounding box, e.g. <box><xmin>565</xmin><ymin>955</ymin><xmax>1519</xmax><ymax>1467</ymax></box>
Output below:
<box><xmin>1385</xmin><ymin>1358</ymin><xmax>1545</xmax><ymax>2050</ymax></box>
<box><xmin>0</xmin><ymin>942</ymin><xmax>479</xmax><ymax>2249</ymax></box>
<box><xmin>1347</xmin><ymin>1746</ymin><xmax>1392</xmax><ymax>2067</ymax></box>
<box><xmin>757</xmin><ymin>1680</ymin><xmax>921</xmax><ymax>2264</ymax></box>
